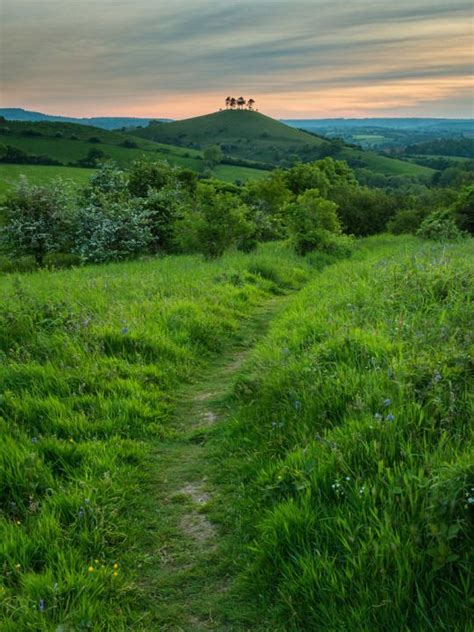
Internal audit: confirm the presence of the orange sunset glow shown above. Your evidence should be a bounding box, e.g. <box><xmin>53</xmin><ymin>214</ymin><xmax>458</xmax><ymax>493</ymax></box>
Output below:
<box><xmin>1</xmin><ymin>1</ymin><xmax>473</xmax><ymax>119</ymax></box>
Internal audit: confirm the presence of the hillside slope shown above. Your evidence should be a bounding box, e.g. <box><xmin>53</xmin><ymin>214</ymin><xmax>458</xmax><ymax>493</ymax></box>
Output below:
<box><xmin>0</xmin><ymin>120</ymin><xmax>268</xmax><ymax>184</ymax></box>
<box><xmin>0</xmin><ymin>120</ymin><xmax>202</xmax><ymax>169</ymax></box>
<box><xmin>133</xmin><ymin>110</ymin><xmax>433</xmax><ymax>177</ymax></box>
<box><xmin>132</xmin><ymin>109</ymin><xmax>324</xmax><ymax>160</ymax></box>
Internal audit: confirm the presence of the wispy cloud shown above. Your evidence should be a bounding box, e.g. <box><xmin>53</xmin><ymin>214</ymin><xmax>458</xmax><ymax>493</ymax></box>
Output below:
<box><xmin>1</xmin><ymin>0</ymin><xmax>472</xmax><ymax>117</ymax></box>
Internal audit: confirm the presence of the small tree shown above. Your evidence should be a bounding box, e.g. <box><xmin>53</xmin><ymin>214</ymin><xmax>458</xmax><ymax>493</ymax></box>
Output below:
<box><xmin>244</xmin><ymin>170</ymin><xmax>292</xmax><ymax>240</ymax></box>
<box><xmin>286</xmin><ymin>189</ymin><xmax>341</xmax><ymax>255</ymax></box>
<box><xmin>203</xmin><ymin>145</ymin><xmax>223</xmax><ymax>168</ymax></box>
<box><xmin>128</xmin><ymin>158</ymin><xmax>173</xmax><ymax>197</ymax></box>
<box><xmin>0</xmin><ymin>178</ymin><xmax>74</xmax><ymax>266</ymax></box>
<box><xmin>77</xmin><ymin>147</ymin><xmax>107</xmax><ymax>167</ymax></box>
<box><xmin>175</xmin><ymin>185</ymin><xmax>254</xmax><ymax>258</ymax></box>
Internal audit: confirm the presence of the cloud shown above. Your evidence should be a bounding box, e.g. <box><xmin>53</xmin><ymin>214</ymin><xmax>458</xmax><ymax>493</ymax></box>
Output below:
<box><xmin>1</xmin><ymin>0</ymin><xmax>472</xmax><ymax>117</ymax></box>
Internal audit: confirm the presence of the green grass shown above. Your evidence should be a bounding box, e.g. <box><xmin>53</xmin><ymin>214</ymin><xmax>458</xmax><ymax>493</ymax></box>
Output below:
<box><xmin>0</xmin><ymin>164</ymin><xmax>95</xmax><ymax>197</ymax></box>
<box><xmin>340</xmin><ymin>147</ymin><xmax>434</xmax><ymax>176</ymax></box>
<box><xmin>214</xmin><ymin>163</ymin><xmax>270</xmax><ymax>182</ymax></box>
<box><xmin>1</xmin><ymin>235</ymin><xmax>471</xmax><ymax>629</ymax></box>
<box><xmin>215</xmin><ymin>235</ymin><xmax>473</xmax><ymax>630</ymax></box>
<box><xmin>0</xmin><ymin>243</ymin><xmax>313</xmax><ymax>630</ymax></box>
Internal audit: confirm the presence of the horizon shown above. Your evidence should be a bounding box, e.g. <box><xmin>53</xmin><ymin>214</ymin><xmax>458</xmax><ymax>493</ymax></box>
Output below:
<box><xmin>2</xmin><ymin>106</ymin><xmax>473</xmax><ymax>123</ymax></box>
<box><xmin>1</xmin><ymin>1</ymin><xmax>473</xmax><ymax>120</ymax></box>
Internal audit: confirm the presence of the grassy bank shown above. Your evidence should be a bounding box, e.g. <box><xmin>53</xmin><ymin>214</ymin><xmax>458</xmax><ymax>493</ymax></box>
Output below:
<box><xmin>218</xmin><ymin>235</ymin><xmax>473</xmax><ymax>630</ymax></box>
<box><xmin>0</xmin><ymin>243</ymin><xmax>316</xmax><ymax>630</ymax></box>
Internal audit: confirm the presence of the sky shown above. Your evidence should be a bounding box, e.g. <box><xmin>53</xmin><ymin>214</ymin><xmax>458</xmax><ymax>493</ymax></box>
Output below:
<box><xmin>1</xmin><ymin>0</ymin><xmax>473</xmax><ymax>119</ymax></box>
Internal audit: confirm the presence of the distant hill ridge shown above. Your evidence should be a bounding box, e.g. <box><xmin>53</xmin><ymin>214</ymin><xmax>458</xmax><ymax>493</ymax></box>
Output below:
<box><xmin>0</xmin><ymin>108</ymin><xmax>172</xmax><ymax>130</ymax></box>
<box><xmin>283</xmin><ymin>118</ymin><xmax>473</xmax><ymax>130</ymax></box>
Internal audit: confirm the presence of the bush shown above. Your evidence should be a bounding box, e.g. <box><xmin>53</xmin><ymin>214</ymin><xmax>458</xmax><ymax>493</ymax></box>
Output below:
<box><xmin>452</xmin><ymin>185</ymin><xmax>474</xmax><ymax>234</ymax></box>
<box><xmin>0</xmin><ymin>178</ymin><xmax>75</xmax><ymax>266</ymax></box>
<box><xmin>175</xmin><ymin>185</ymin><xmax>254</xmax><ymax>258</ymax></box>
<box><xmin>74</xmin><ymin>199</ymin><xmax>152</xmax><ymax>263</ymax></box>
<box><xmin>76</xmin><ymin>148</ymin><xmax>107</xmax><ymax>167</ymax></box>
<box><xmin>121</xmin><ymin>139</ymin><xmax>138</xmax><ymax>148</ymax></box>
<box><xmin>128</xmin><ymin>158</ymin><xmax>172</xmax><ymax>197</ymax></box>
<box><xmin>332</xmin><ymin>185</ymin><xmax>399</xmax><ymax>235</ymax></box>
<box><xmin>417</xmin><ymin>210</ymin><xmax>465</xmax><ymax>241</ymax></box>
<box><xmin>286</xmin><ymin>189</ymin><xmax>342</xmax><ymax>255</ymax></box>
<box><xmin>388</xmin><ymin>208</ymin><xmax>428</xmax><ymax>234</ymax></box>
<box><xmin>142</xmin><ymin>187</ymin><xmax>184</xmax><ymax>253</ymax></box>
<box><xmin>244</xmin><ymin>171</ymin><xmax>292</xmax><ymax>240</ymax></box>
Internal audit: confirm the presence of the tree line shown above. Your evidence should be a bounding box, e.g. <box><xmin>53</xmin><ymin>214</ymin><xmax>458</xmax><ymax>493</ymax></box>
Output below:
<box><xmin>0</xmin><ymin>156</ymin><xmax>471</xmax><ymax>271</ymax></box>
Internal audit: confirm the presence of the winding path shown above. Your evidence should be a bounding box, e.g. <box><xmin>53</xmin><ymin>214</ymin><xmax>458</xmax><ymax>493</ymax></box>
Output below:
<box><xmin>133</xmin><ymin>297</ymin><xmax>289</xmax><ymax>631</ymax></box>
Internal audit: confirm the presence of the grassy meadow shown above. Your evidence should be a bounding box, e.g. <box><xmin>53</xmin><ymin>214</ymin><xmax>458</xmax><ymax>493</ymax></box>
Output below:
<box><xmin>1</xmin><ymin>234</ymin><xmax>472</xmax><ymax>629</ymax></box>
<box><xmin>0</xmin><ymin>243</ymin><xmax>314</xmax><ymax>630</ymax></box>
<box><xmin>216</xmin><ymin>235</ymin><xmax>473</xmax><ymax>630</ymax></box>
<box><xmin>0</xmin><ymin>164</ymin><xmax>95</xmax><ymax>198</ymax></box>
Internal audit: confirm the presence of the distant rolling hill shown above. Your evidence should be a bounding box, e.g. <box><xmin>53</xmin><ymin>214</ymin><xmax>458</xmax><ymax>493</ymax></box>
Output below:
<box><xmin>0</xmin><ymin>108</ymin><xmax>172</xmax><ymax>129</ymax></box>
<box><xmin>282</xmin><ymin>118</ymin><xmax>474</xmax><ymax>131</ymax></box>
<box><xmin>0</xmin><ymin>119</ymin><xmax>269</xmax><ymax>190</ymax></box>
<box><xmin>131</xmin><ymin>109</ymin><xmax>433</xmax><ymax>177</ymax></box>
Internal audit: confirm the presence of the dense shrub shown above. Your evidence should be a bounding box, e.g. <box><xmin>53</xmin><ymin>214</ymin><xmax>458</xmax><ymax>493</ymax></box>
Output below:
<box><xmin>452</xmin><ymin>185</ymin><xmax>474</xmax><ymax>234</ymax></box>
<box><xmin>285</xmin><ymin>189</ymin><xmax>342</xmax><ymax>255</ymax></box>
<box><xmin>0</xmin><ymin>178</ymin><xmax>75</xmax><ymax>266</ymax></box>
<box><xmin>387</xmin><ymin>208</ymin><xmax>428</xmax><ymax>234</ymax></box>
<box><xmin>417</xmin><ymin>209</ymin><xmax>465</xmax><ymax>242</ymax></box>
<box><xmin>128</xmin><ymin>158</ymin><xmax>173</xmax><ymax>197</ymax></box>
<box><xmin>175</xmin><ymin>184</ymin><xmax>254</xmax><ymax>258</ymax></box>
<box><xmin>332</xmin><ymin>185</ymin><xmax>399</xmax><ymax>235</ymax></box>
<box><xmin>73</xmin><ymin>199</ymin><xmax>152</xmax><ymax>263</ymax></box>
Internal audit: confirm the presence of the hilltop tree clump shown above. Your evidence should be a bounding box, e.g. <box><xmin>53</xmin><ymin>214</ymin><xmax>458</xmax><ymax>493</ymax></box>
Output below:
<box><xmin>224</xmin><ymin>96</ymin><xmax>256</xmax><ymax>110</ymax></box>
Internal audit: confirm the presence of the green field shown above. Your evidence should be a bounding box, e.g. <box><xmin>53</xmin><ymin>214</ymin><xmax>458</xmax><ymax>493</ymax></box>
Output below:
<box><xmin>340</xmin><ymin>147</ymin><xmax>434</xmax><ymax>176</ymax></box>
<box><xmin>0</xmin><ymin>164</ymin><xmax>95</xmax><ymax>197</ymax></box>
<box><xmin>0</xmin><ymin>235</ymin><xmax>472</xmax><ymax>629</ymax></box>
<box><xmin>214</xmin><ymin>163</ymin><xmax>269</xmax><ymax>181</ymax></box>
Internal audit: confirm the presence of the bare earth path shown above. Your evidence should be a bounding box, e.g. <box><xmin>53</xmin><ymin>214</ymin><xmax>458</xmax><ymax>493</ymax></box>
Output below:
<box><xmin>131</xmin><ymin>297</ymin><xmax>289</xmax><ymax>631</ymax></box>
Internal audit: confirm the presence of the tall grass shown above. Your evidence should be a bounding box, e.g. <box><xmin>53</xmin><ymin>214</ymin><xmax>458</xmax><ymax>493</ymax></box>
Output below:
<box><xmin>222</xmin><ymin>235</ymin><xmax>473</xmax><ymax>630</ymax></box>
<box><xmin>0</xmin><ymin>243</ymin><xmax>314</xmax><ymax>630</ymax></box>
